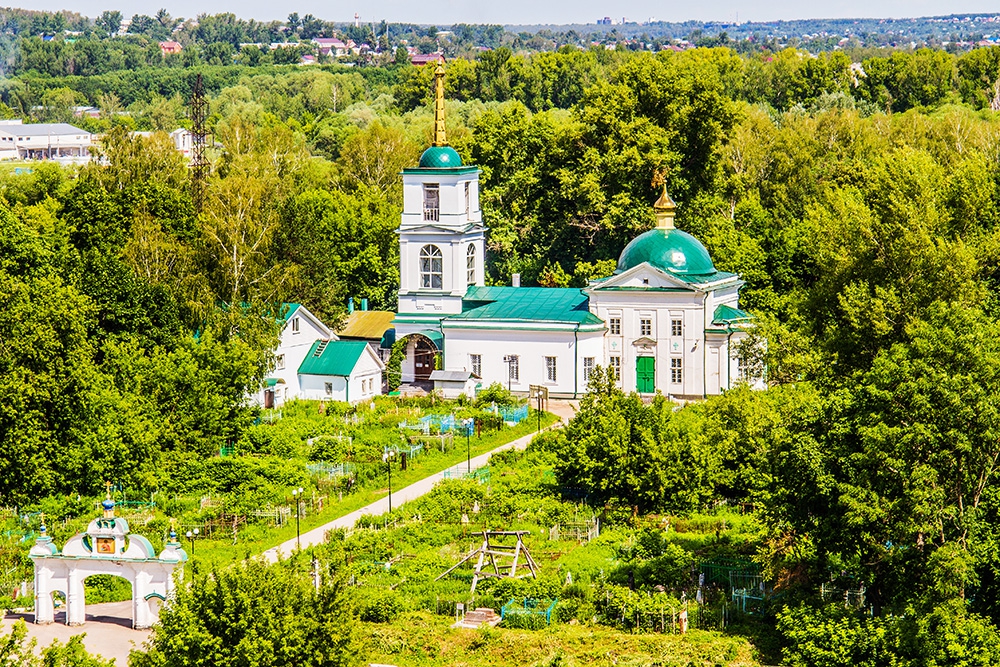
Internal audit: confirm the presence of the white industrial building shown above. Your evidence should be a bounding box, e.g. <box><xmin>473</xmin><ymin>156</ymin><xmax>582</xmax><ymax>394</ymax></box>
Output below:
<box><xmin>0</xmin><ymin>121</ymin><xmax>92</xmax><ymax>162</ymax></box>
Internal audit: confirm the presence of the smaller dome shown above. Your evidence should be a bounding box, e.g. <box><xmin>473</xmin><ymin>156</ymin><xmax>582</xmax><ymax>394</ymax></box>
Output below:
<box><xmin>419</xmin><ymin>146</ymin><xmax>462</xmax><ymax>168</ymax></box>
<box><xmin>102</xmin><ymin>499</ymin><xmax>115</xmax><ymax>511</ymax></box>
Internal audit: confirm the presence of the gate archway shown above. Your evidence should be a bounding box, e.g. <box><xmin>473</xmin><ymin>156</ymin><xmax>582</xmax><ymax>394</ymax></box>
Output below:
<box><xmin>30</xmin><ymin>495</ymin><xmax>187</xmax><ymax>629</ymax></box>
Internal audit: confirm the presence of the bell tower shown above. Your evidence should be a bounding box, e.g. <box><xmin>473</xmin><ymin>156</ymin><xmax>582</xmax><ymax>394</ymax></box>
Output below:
<box><xmin>396</xmin><ymin>65</ymin><xmax>485</xmax><ymax>331</ymax></box>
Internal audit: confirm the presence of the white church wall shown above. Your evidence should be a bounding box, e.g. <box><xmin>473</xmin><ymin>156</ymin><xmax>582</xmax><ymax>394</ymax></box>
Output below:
<box><xmin>589</xmin><ymin>289</ymin><xmax>709</xmax><ymax>397</ymax></box>
<box><xmin>443</xmin><ymin>327</ymin><xmax>604</xmax><ymax>398</ymax></box>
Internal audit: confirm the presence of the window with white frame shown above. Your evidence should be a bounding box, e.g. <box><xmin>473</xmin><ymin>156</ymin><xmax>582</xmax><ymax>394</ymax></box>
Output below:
<box><xmin>671</xmin><ymin>319</ymin><xmax>683</xmax><ymax>337</ymax></box>
<box><xmin>324</xmin><ymin>382</ymin><xmax>333</xmax><ymax>396</ymax></box>
<box><xmin>275</xmin><ymin>354</ymin><xmax>285</xmax><ymax>370</ymax></box>
<box><xmin>506</xmin><ymin>355</ymin><xmax>519</xmax><ymax>382</ymax></box>
<box><xmin>640</xmin><ymin>317</ymin><xmax>652</xmax><ymax>337</ymax></box>
<box><xmin>419</xmin><ymin>245</ymin><xmax>443</xmax><ymax>289</ymax></box>
<box><xmin>671</xmin><ymin>358</ymin><xmax>683</xmax><ymax>383</ymax></box>
<box><xmin>545</xmin><ymin>356</ymin><xmax>557</xmax><ymax>382</ymax></box>
<box><xmin>291</xmin><ymin>317</ymin><xmax>300</xmax><ymax>333</ymax></box>
<box><xmin>423</xmin><ymin>183</ymin><xmax>440</xmax><ymax>221</ymax></box>
<box><xmin>465</xmin><ymin>182</ymin><xmax>471</xmax><ymax>219</ymax></box>
<box><xmin>583</xmin><ymin>357</ymin><xmax>595</xmax><ymax>382</ymax></box>
<box><xmin>609</xmin><ymin>354</ymin><xmax>621</xmax><ymax>381</ymax></box>
<box><xmin>467</xmin><ymin>244</ymin><xmax>476</xmax><ymax>286</ymax></box>
<box><xmin>470</xmin><ymin>354</ymin><xmax>482</xmax><ymax>377</ymax></box>
<box><xmin>609</xmin><ymin>317</ymin><xmax>621</xmax><ymax>335</ymax></box>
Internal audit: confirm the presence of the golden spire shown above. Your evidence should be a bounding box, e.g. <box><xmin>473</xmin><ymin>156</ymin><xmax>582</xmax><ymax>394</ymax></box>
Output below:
<box><xmin>654</xmin><ymin>186</ymin><xmax>676</xmax><ymax>230</ymax></box>
<box><xmin>432</xmin><ymin>64</ymin><xmax>447</xmax><ymax>147</ymax></box>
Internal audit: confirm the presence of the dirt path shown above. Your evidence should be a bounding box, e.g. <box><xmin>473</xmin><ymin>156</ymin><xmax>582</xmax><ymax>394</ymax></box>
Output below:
<box><xmin>2</xmin><ymin>601</ymin><xmax>148</xmax><ymax>665</ymax></box>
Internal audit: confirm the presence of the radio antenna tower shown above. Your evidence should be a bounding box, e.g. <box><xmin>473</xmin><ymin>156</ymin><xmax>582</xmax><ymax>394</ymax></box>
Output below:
<box><xmin>189</xmin><ymin>74</ymin><xmax>209</xmax><ymax>213</ymax></box>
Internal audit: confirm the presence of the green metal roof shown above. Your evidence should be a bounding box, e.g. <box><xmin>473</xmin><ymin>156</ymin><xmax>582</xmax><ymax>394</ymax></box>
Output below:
<box><xmin>418</xmin><ymin>146</ymin><xmax>462</xmax><ymax>168</ymax></box>
<box><xmin>712</xmin><ymin>304</ymin><xmax>753</xmax><ymax>325</ymax></box>
<box><xmin>277</xmin><ymin>302</ymin><xmax>301</xmax><ymax>325</ymax></box>
<box><xmin>616</xmin><ymin>229</ymin><xmax>717</xmax><ymax>277</ymax></box>
<box><xmin>448</xmin><ymin>286</ymin><xmax>603</xmax><ymax>326</ymax></box>
<box><xmin>297</xmin><ymin>340</ymin><xmax>369</xmax><ymax>377</ymax></box>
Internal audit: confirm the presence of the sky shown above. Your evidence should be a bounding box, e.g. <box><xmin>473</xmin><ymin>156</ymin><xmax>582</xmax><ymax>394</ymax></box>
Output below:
<box><xmin>26</xmin><ymin>0</ymin><xmax>1000</xmax><ymax>26</ymax></box>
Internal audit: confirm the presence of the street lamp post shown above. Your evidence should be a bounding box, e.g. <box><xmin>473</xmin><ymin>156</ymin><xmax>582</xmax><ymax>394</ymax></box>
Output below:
<box><xmin>503</xmin><ymin>356</ymin><xmax>513</xmax><ymax>392</ymax></box>
<box><xmin>537</xmin><ymin>391</ymin><xmax>542</xmax><ymax>432</ymax></box>
<box><xmin>292</xmin><ymin>487</ymin><xmax>304</xmax><ymax>549</ymax></box>
<box><xmin>383</xmin><ymin>451</ymin><xmax>395</xmax><ymax>513</ymax></box>
<box><xmin>463</xmin><ymin>418</ymin><xmax>473</xmax><ymax>473</ymax></box>
<box><xmin>185</xmin><ymin>528</ymin><xmax>199</xmax><ymax>556</ymax></box>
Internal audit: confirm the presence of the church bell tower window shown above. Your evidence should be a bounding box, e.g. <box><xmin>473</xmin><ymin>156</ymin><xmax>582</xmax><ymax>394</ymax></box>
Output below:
<box><xmin>467</xmin><ymin>244</ymin><xmax>476</xmax><ymax>285</ymax></box>
<box><xmin>423</xmin><ymin>184</ymin><xmax>440</xmax><ymax>221</ymax></box>
<box><xmin>420</xmin><ymin>245</ymin><xmax>443</xmax><ymax>289</ymax></box>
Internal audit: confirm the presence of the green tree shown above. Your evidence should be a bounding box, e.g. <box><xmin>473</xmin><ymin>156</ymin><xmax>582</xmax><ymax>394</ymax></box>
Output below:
<box><xmin>131</xmin><ymin>558</ymin><xmax>357</xmax><ymax>667</ymax></box>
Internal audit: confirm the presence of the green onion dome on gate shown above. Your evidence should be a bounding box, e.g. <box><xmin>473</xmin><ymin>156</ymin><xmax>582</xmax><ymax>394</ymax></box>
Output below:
<box><xmin>615</xmin><ymin>188</ymin><xmax>717</xmax><ymax>277</ymax></box>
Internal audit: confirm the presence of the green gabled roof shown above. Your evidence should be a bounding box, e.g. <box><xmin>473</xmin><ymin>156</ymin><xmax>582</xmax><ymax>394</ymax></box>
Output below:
<box><xmin>448</xmin><ymin>286</ymin><xmax>603</xmax><ymax>326</ymax></box>
<box><xmin>712</xmin><ymin>304</ymin><xmax>753</xmax><ymax>325</ymax></box>
<box><xmin>298</xmin><ymin>340</ymin><xmax>369</xmax><ymax>377</ymax></box>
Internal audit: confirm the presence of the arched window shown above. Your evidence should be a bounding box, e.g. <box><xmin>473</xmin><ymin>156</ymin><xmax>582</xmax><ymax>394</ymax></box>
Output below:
<box><xmin>467</xmin><ymin>244</ymin><xmax>476</xmax><ymax>286</ymax></box>
<box><xmin>420</xmin><ymin>245</ymin><xmax>443</xmax><ymax>289</ymax></box>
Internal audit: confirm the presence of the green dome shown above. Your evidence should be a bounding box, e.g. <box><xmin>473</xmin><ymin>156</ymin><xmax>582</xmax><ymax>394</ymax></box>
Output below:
<box><xmin>419</xmin><ymin>146</ymin><xmax>463</xmax><ymax>168</ymax></box>
<box><xmin>616</xmin><ymin>228</ymin><xmax>716</xmax><ymax>276</ymax></box>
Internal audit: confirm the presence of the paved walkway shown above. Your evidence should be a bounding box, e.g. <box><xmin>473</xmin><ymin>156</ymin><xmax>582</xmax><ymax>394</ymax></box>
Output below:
<box><xmin>3</xmin><ymin>601</ymin><xmax>148</xmax><ymax>665</ymax></box>
<box><xmin>263</xmin><ymin>404</ymin><xmax>575</xmax><ymax>562</ymax></box>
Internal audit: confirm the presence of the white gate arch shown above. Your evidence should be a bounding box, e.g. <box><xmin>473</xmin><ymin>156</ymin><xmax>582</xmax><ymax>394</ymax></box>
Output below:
<box><xmin>30</xmin><ymin>495</ymin><xmax>187</xmax><ymax>629</ymax></box>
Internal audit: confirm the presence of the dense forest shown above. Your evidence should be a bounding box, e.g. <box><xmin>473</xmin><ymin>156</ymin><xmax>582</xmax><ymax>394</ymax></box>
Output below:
<box><xmin>5</xmin><ymin>15</ymin><xmax>1000</xmax><ymax>663</ymax></box>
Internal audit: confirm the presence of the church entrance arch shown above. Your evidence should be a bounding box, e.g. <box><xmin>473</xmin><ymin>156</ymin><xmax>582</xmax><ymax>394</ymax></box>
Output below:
<box><xmin>402</xmin><ymin>332</ymin><xmax>442</xmax><ymax>383</ymax></box>
<box><xmin>30</xmin><ymin>492</ymin><xmax>187</xmax><ymax>630</ymax></box>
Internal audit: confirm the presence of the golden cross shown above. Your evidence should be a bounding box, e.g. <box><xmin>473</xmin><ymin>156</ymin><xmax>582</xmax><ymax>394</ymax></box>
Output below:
<box><xmin>105</xmin><ymin>481</ymin><xmax>112</xmax><ymax>498</ymax></box>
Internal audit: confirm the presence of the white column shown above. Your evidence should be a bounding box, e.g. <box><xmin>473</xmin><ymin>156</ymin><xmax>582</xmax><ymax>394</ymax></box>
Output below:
<box><xmin>33</xmin><ymin>564</ymin><xmax>54</xmax><ymax>624</ymax></box>
<box><xmin>66</xmin><ymin>569</ymin><xmax>85</xmax><ymax>625</ymax></box>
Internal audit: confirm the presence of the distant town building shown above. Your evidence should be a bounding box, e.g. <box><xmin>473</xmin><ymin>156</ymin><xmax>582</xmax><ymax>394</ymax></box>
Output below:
<box><xmin>410</xmin><ymin>53</ymin><xmax>446</xmax><ymax>66</ymax></box>
<box><xmin>314</xmin><ymin>37</ymin><xmax>349</xmax><ymax>57</ymax></box>
<box><xmin>159</xmin><ymin>41</ymin><xmax>182</xmax><ymax>55</ymax></box>
<box><xmin>0</xmin><ymin>121</ymin><xmax>92</xmax><ymax>162</ymax></box>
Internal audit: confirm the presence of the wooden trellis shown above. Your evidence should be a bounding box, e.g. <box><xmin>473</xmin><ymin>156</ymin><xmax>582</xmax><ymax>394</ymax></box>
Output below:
<box><xmin>436</xmin><ymin>530</ymin><xmax>539</xmax><ymax>593</ymax></box>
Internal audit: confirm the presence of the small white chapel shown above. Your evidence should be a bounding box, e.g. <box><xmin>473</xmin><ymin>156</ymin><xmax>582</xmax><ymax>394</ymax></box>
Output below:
<box><xmin>391</xmin><ymin>66</ymin><xmax>754</xmax><ymax>400</ymax></box>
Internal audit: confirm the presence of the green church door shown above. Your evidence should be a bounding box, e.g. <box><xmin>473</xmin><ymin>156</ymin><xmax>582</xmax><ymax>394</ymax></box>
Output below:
<box><xmin>636</xmin><ymin>356</ymin><xmax>655</xmax><ymax>393</ymax></box>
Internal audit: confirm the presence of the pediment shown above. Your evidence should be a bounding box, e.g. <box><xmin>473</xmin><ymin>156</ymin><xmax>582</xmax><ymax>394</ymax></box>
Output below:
<box><xmin>587</xmin><ymin>263</ymin><xmax>696</xmax><ymax>292</ymax></box>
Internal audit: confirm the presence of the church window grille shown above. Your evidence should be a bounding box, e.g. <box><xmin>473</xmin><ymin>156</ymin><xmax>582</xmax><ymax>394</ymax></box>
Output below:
<box><xmin>609</xmin><ymin>317</ymin><xmax>621</xmax><ymax>335</ymax></box>
<box><xmin>423</xmin><ymin>184</ymin><xmax>440</xmax><ymax>221</ymax></box>
<box><xmin>671</xmin><ymin>358</ymin><xmax>683</xmax><ymax>384</ymax></box>
<box><xmin>583</xmin><ymin>357</ymin><xmax>595</xmax><ymax>382</ymax></box>
<box><xmin>467</xmin><ymin>244</ymin><xmax>476</xmax><ymax>285</ymax></box>
<box><xmin>470</xmin><ymin>354</ymin><xmax>482</xmax><ymax>377</ymax></box>
<box><xmin>640</xmin><ymin>318</ymin><xmax>652</xmax><ymax>337</ymax></box>
<box><xmin>506</xmin><ymin>355</ymin><xmax>519</xmax><ymax>382</ymax></box>
<box><xmin>545</xmin><ymin>356</ymin><xmax>557</xmax><ymax>382</ymax></box>
<box><xmin>419</xmin><ymin>245</ymin><xmax>443</xmax><ymax>289</ymax></box>
<box><xmin>465</xmin><ymin>182</ymin><xmax>471</xmax><ymax>219</ymax></box>
<box><xmin>276</xmin><ymin>354</ymin><xmax>285</xmax><ymax>370</ymax></box>
<box><xmin>291</xmin><ymin>317</ymin><xmax>300</xmax><ymax>333</ymax></box>
<box><xmin>609</xmin><ymin>355</ymin><xmax>621</xmax><ymax>381</ymax></box>
<box><xmin>671</xmin><ymin>319</ymin><xmax>683</xmax><ymax>337</ymax></box>
<box><xmin>324</xmin><ymin>382</ymin><xmax>333</xmax><ymax>395</ymax></box>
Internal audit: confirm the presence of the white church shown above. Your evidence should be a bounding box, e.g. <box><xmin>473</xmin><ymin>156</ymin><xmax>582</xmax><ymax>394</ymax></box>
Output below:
<box><xmin>390</xmin><ymin>66</ymin><xmax>754</xmax><ymax>400</ymax></box>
